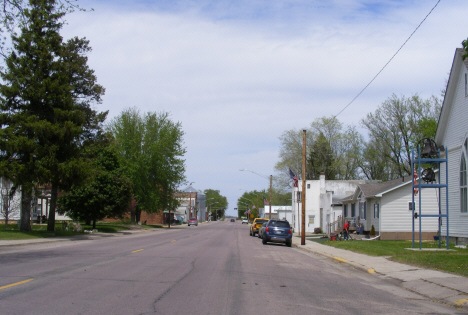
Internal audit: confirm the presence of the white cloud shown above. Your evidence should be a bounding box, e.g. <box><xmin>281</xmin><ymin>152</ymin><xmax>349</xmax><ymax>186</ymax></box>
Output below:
<box><xmin>61</xmin><ymin>0</ymin><xmax>468</xmax><ymax>215</ymax></box>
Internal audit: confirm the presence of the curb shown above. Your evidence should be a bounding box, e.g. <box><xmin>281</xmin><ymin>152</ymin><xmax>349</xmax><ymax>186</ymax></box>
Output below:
<box><xmin>292</xmin><ymin>242</ymin><xmax>373</xmax><ymax>274</ymax></box>
<box><xmin>292</xmin><ymin>242</ymin><xmax>468</xmax><ymax>313</ymax></box>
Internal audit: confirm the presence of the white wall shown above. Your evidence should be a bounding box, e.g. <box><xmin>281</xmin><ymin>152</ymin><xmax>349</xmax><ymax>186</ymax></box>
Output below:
<box><xmin>381</xmin><ymin>183</ymin><xmax>439</xmax><ymax>233</ymax></box>
<box><xmin>438</xmin><ymin>54</ymin><xmax>468</xmax><ymax>239</ymax></box>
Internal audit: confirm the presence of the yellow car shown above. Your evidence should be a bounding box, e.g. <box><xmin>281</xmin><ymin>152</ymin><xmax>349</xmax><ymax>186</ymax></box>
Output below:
<box><xmin>249</xmin><ymin>218</ymin><xmax>268</xmax><ymax>237</ymax></box>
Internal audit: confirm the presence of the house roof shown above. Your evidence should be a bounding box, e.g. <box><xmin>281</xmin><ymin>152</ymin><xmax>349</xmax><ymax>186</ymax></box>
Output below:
<box><xmin>435</xmin><ymin>48</ymin><xmax>468</xmax><ymax>145</ymax></box>
<box><xmin>361</xmin><ymin>176</ymin><xmax>413</xmax><ymax>198</ymax></box>
<box><xmin>340</xmin><ymin>176</ymin><xmax>414</xmax><ymax>202</ymax></box>
<box><xmin>331</xmin><ymin>194</ymin><xmax>348</xmax><ymax>205</ymax></box>
<box><xmin>182</xmin><ymin>186</ymin><xmax>198</xmax><ymax>193</ymax></box>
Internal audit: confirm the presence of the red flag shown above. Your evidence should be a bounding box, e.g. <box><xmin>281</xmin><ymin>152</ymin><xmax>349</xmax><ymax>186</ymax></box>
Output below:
<box><xmin>413</xmin><ymin>169</ymin><xmax>419</xmax><ymax>195</ymax></box>
<box><xmin>289</xmin><ymin>168</ymin><xmax>298</xmax><ymax>187</ymax></box>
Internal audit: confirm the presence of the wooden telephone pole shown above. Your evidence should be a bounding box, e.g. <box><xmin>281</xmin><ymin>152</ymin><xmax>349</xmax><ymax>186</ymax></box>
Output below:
<box><xmin>301</xmin><ymin>130</ymin><xmax>306</xmax><ymax>246</ymax></box>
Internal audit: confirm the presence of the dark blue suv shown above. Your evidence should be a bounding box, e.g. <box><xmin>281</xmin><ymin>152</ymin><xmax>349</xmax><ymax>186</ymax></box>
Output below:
<box><xmin>262</xmin><ymin>220</ymin><xmax>292</xmax><ymax>247</ymax></box>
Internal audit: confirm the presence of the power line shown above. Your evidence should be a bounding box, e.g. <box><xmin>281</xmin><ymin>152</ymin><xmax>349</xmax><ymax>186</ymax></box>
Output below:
<box><xmin>334</xmin><ymin>0</ymin><xmax>441</xmax><ymax>118</ymax></box>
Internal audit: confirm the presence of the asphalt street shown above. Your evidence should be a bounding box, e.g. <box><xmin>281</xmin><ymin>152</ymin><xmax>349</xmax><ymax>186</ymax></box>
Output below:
<box><xmin>0</xmin><ymin>221</ymin><xmax>464</xmax><ymax>315</ymax></box>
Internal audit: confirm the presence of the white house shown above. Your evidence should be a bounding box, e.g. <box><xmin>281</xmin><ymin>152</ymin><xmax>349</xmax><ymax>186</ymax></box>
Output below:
<box><xmin>435</xmin><ymin>47</ymin><xmax>468</xmax><ymax>245</ymax></box>
<box><xmin>340</xmin><ymin>176</ymin><xmax>439</xmax><ymax>240</ymax></box>
<box><xmin>262</xmin><ymin>205</ymin><xmax>292</xmax><ymax>220</ymax></box>
<box><xmin>0</xmin><ymin>177</ymin><xmax>21</xmax><ymax>222</ymax></box>
<box><xmin>292</xmin><ymin>173</ymin><xmax>370</xmax><ymax>233</ymax></box>
<box><xmin>1</xmin><ymin>180</ymin><xmax>72</xmax><ymax>223</ymax></box>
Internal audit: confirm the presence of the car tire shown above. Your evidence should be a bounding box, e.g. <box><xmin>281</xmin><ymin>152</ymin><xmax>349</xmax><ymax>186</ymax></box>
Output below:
<box><xmin>262</xmin><ymin>237</ymin><xmax>267</xmax><ymax>245</ymax></box>
<box><xmin>249</xmin><ymin>230</ymin><xmax>252</xmax><ymax>236</ymax></box>
<box><xmin>286</xmin><ymin>241</ymin><xmax>292</xmax><ymax>247</ymax></box>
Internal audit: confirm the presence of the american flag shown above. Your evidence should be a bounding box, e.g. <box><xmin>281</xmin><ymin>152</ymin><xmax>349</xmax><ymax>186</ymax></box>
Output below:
<box><xmin>252</xmin><ymin>205</ymin><xmax>256</xmax><ymax>209</ymax></box>
<box><xmin>289</xmin><ymin>168</ymin><xmax>298</xmax><ymax>187</ymax></box>
<box><xmin>263</xmin><ymin>196</ymin><xmax>269</xmax><ymax>205</ymax></box>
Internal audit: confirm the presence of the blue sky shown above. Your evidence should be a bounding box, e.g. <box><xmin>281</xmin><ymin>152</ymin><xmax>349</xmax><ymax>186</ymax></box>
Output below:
<box><xmin>60</xmin><ymin>0</ymin><xmax>468</xmax><ymax>216</ymax></box>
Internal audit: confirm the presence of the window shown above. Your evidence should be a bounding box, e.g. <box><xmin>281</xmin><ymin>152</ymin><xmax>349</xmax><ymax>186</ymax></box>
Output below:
<box><xmin>465</xmin><ymin>73</ymin><xmax>468</xmax><ymax>97</ymax></box>
<box><xmin>461</xmin><ymin>139</ymin><xmax>468</xmax><ymax>213</ymax></box>
<box><xmin>309</xmin><ymin>216</ymin><xmax>315</xmax><ymax>224</ymax></box>
<box><xmin>297</xmin><ymin>192</ymin><xmax>301</xmax><ymax>202</ymax></box>
<box><xmin>343</xmin><ymin>204</ymin><xmax>348</xmax><ymax>217</ymax></box>
<box><xmin>364</xmin><ymin>201</ymin><xmax>367</xmax><ymax>220</ymax></box>
<box><xmin>307</xmin><ymin>184</ymin><xmax>310</xmax><ymax>189</ymax></box>
<box><xmin>351</xmin><ymin>203</ymin><xmax>356</xmax><ymax>217</ymax></box>
<box><xmin>374</xmin><ymin>203</ymin><xmax>380</xmax><ymax>218</ymax></box>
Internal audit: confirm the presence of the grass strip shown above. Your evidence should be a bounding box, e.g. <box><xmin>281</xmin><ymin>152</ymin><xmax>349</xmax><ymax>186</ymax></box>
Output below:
<box><xmin>313</xmin><ymin>238</ymin><xmax>468</xmax><ymax>277</ymax></box>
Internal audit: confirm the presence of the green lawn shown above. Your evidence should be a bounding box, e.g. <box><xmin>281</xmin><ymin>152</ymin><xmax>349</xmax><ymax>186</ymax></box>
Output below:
<box><xmin>313</xmin><ymin>238</ymin><xmax>468</xmax><ymax>277</ymax></box>
<box><xmin>0</xmin><ymin>223</ymin><xmax>72</xmax><ymax>240</ymax></box>
<box><xmin>0</xmin><ymin>222</ymin><xmax>163</xmax><ymax>240</ymax></box>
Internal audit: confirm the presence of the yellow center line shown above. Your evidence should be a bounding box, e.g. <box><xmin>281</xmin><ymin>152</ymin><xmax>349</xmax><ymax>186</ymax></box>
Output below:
<box><xmin>131</xmin><ymin>249</ymin><xmax>144</xmax><ymax>253</ymax></box>
<box><xmin>171</xmin><ymin>240</ymin><xmax>176</xmax><ymax>242</ymax></box>
<box><xmin>454</xmin><ymin>298</ymin><xmax>468</xmax><ymax>306</ymax></box>
<box><xmin>333</xmin><ymin>257</ymin><xmax>347</xmax><ymax>263</ymax></box>
<box><xmin>0</xmin><ymin>279</ymin><xmax>34</xmax><ymax>290</ymax></box>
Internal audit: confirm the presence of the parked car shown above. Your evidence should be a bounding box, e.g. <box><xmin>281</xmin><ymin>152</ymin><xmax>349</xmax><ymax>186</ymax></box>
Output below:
<box><xmin>230</xmin><ymin>218</ymin><xmax>236</xmax><ymax>222</ymax></box>
<box><xmin>241</xmin><ymin>218</ymin><xmax>249</xmax><ymax>224</ymax></box>
<box><xmin>258</xmin><ymin>222</ymin><xmax>268</xmax><ymax>239</ymax></box>
<box><xmin>188</xmin><ymin>218</ymin><xmax>198</xmax><ymax>226</ymax></box>
<box><xmin>250</xmin><ymin>218</ymin><xmax>268</xmax><ymax>236</ymax></box>
<box><xmin>262</xmin><ymin>220</ymin><xmax>292</xmax><ymax>247</ymax></box>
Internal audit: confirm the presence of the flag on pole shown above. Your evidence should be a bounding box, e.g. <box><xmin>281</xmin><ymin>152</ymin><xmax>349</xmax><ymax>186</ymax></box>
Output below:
<box><xmin>263</xmin><ymin>196</ymin><xmax>269</xmax><ymax>205</ymax></box>
<box><xmin>252</xmin><ymin>205</ymin><xmax>256</xmax><ymax>209</ymax></box>
<box><xmin>289</xmin><ymin>168</ymin><xmax>298</xmax><ymax>187</ymax></box>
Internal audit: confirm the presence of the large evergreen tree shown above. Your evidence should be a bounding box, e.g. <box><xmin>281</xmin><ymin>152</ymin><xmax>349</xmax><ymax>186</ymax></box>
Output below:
<box><xmin>0</xmin><ymin>0</ymin><xmax>106</xmax><ymax>231</ymax></box>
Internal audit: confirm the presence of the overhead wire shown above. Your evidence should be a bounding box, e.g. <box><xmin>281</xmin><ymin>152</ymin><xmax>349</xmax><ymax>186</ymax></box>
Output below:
<box><xmin>334</xmin><ymin>0</ymin><xmax>442</xmax><ymax>118</ymax></box>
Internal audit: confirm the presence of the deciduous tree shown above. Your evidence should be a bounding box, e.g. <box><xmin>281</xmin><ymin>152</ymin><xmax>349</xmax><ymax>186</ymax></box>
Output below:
<box><xmin>361</xmin><ymin>94</ymin><xmax>441</xmax><ymax>178</ymax></box>
<box><xmin>204</xmin><ymin>189</ymin><xmax>228</xmax><ymax>219</ymax></box>
<box><xmin>58</xmin><ymin>146</ymin><xmax>132</xmax><ymax>229</ymax></box>
<box><xmin>108</xmin><ymin>108</ymin><xmax>186</xmax><ymax>222</ymax></box>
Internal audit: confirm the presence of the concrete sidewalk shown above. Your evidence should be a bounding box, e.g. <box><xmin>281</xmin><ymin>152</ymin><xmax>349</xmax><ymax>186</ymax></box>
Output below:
<box><xmin>292</xmin><ymin>234</ymin><xmax>468</xmax><ymax>312</ymax></box>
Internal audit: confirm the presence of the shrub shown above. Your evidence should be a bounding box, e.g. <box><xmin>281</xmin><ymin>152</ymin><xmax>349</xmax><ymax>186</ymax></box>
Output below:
<box><xmin>370</xmin><ymin>225</ymin><xmax>376</xmax><ymax>236</ymax></box>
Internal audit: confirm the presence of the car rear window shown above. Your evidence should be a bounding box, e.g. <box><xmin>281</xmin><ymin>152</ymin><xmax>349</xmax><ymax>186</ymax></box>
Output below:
<box><xmin>269</xmin><ymin>221</ymin><xmax>290</xmax><ymax>228</ymax></box>
<box><xmin>255</xmin><ymin>220</ymin><xmax>267</xmax><ymax>224</ymax></box>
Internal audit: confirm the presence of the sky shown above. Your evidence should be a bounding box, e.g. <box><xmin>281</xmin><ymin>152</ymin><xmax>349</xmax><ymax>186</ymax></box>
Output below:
<box><xmin>59</xmin><ymin>0</ymin><xmax>468</xmax><ymax>216</ymax></box>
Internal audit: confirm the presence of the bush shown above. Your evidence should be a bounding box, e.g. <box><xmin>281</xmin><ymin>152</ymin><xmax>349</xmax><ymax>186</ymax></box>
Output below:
<box><xmin>370</xmin><ymin>225</ymin><xmax>376</xmax><ymax>236</ymax></box>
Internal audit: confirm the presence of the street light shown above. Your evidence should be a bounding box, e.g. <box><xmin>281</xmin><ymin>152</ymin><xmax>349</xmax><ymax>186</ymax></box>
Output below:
<box><xmin>201</xmin><ymin>198</ymin><xmax>215</xmax><ymax>222</ymax></box>
<box><xmin>239</xmin><ymin>169</ymin><xmax>273</xmax><ymax>219</ymax></box>
<box><xmin>207</xmin><ymin>201</ymin><xmax>219</xmax><ymax>221</ymax></box>
<box><xmin>187</xmin><ymin>182</ymin><xmax>195</xmax><ymax>218</ymax></box>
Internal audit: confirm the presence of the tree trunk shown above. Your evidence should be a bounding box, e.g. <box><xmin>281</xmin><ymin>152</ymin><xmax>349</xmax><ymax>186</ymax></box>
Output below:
<box><xmin>135</xmin><ymin>209</ymin><xmax>141</xmax><ymax>223</ymax></box>
<box><xmin>92</xmin><ymin>219</ymin><xmax>96</xmax><ymax>229</ymax></box>
<box><xmin>85</xmin><ymin>218</ymin><xmax>91</xmax><ymax>225</ymax></box>
<box><xmin>20</xmin><ymin>185</ymin><xmax>32</xmax><ymax>232</ymax></box>
<box><xmin>47</xmin><ymin>183</ymin><xmax>58</xmax><ymax>232</ymax></box>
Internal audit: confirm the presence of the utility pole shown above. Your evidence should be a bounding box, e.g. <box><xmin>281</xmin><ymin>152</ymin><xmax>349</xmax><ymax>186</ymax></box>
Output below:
<box><xmin>189</xmin><ymin>192</ymin><xmax>192</xmax><ymax>218</ymax></box>
<box><xmin>269</xmin><ymin>175</ymin><xmax>272</xmax><ymax>219</ymax></box>
<box><xmin>301</xmin><ymin>129</ymin><xmax>306</xmax><ymax>246</ymax></box>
